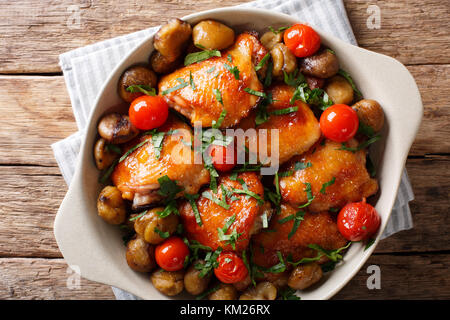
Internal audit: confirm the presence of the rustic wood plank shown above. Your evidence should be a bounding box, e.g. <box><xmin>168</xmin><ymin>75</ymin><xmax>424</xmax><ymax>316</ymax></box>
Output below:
<box><xmin>0</xmin><ymin>254</ymin><xmax>448</xmax><ymax>299</ymax></box>
<box><xmin>0</xmin><ymin>0</ymin><xmax>448</xmax><ymax>73</ymax></box>
<box><xmin>0</xmin><ymin>65</ymin><xmax>448</xmax><ymax>167</ymax></box>
<box><xmin>344</xmin><ymin>0</ymin><xmax>450</xmax><ymax>66</ymax></box>
<box><xmin>0</xmin><ymin>157</ymin><xmax>448</xmax><ymax>258</ymax></box>
<box><xmin>0</xmin><ymin>258</ymin><xmax>114</xmax><ymax>299</ymax></box>
<box><xmin>333</xmin><ymin>253</ymin><xmax>450</xmax><ymax>299</ymax></box>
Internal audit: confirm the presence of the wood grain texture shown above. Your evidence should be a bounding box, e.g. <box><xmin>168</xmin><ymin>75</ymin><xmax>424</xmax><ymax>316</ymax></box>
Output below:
<box><xmin>0</xmin><ymin>158</ymin><xmax>448</xmax><ymax>258</ymax></box>
<box><xmin>0</xmin><ymin>258</ymin><xmax>114</xmax><ymax>299</ymax></box>
<box><xmin>333</xmin><ymin>253</ymin><xmax>450</xmax><ymax>299</ymax></box>
<box><xmin>0</xmin><ymin>0</ymin><xmax>449</xmax><ymax>73</ymax></box>
<box><xmin>0</xmin><ymin>254</ymin><xmax>448</xmax><ymax>300</ymax></box>
<box><xmin>0</xmin><ymin>64</ymin><xmax>448</xmax><ymax>168</ymax></box>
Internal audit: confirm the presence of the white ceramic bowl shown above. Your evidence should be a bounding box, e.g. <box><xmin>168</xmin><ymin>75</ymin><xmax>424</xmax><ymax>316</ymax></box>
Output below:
<box><xmin>54</xmin><ymin>7</ymin><xmax>423</xmax><ymax>300</ymax></box>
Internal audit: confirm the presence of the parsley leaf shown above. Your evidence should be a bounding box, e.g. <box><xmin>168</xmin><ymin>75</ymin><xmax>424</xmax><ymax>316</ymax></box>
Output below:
<box><xmin>126</xmin><ymin>84</ymin><xmax>156</xmax><ymax>96</ymax></box>
<box><xmin>213</xmin><ymin>88</ymin><xmax>223</xmax><ymax>105</ymax></box>
<box><xmin>294</xmin><ymin>161</ymin><xmax>312</xmax><ymax>171</ymax></box>
<box><xmin>338</xmin><ymin>69</ymin><xmax>362</xmax><ymax>98</ymax></box>
<box><xmin>195</xmin><ymin>247</ymin><xmax>222</xmax><ymax>278</ymax></box>
<box><xmin>244</xmin><ymin>87</ymin><xmax>267</xmax><ymax>98</ymax></box>
<box><xmin>184</xmin><ymin>49</ymin><xmax>221</xmax><ymax>66</ymax></box>
<box><xmin>320</xmin><ymin>177</ymin><xmax>336</xmax><ymax>194</ymax></box>
<box><xmin>283</xmin><ymin>69</ymin><xmax>306</xmax><ymax>87</ymax></box>
<box><xmin>339</xmin><ymin>135</ymin><xmax>381</xmax><ymax>152</ymax></box>
<box><xmin>257</xmin><ymin>251</ymin><xmax>286</xmax><ymax>273</ymax></box>
<box><xmin>196</xmin><ymin>285</ymin><xmax>220</xmax><ymax>300</ymax></box>
<box><xmin>364</xmin><ymin>238</ymin><xmax>376</xmax><ymax>251</ymax></box>
<box><xmin>212</xmin><ymin>109</ymin><xmax>227</xmax><ymax>129</ymax></box>
<box><xmin>202</xmin><ymin>190</ymin><xmax>230</xmax><ymax>210</ymax></box>
<box><xmin>161</xmin><ymin>78</ymin><xmax>189</xmax><ymax>95</ymax></box>
<box><xmin>269</xmin><ymin>106</ymin><xmax>298</xmax><ymax>116</ymax></box>
<box><xmin>217</xmin><ymin>214</ymin><xmax>243</xmax><ymax>250</ymax></box>
<box><xmin>154</xmin><ymin>227</ymin><xmax>169</xmax><ymax>239</ymax></box>
<box><xmin>224</xmin><ymin>63</ymin><xmax>240</xmax><ymax>80</ymax></box>
<box><xmin>255</xmin><ymin>53</ymin><xmax>270</xmax><ymax>71</ymax></box>
<box><xmin>268</xmin><ymin>26</ymin><xmax>288</xmax><ymax>34</ymax></box>
<box><xmin>185</xmin><ymin>193</ymin><xmax>202</xmax><ymax>226</ymax></box>
<box><xmin>264</xmin><ymin>60</ymin><xmax>273</xmax><ymax>88</ymax></box>
<box><xmin>278</xmin><ymin>287</ymin><xmax>301</xmax><ymax>300</ymax></box>
<box><xmin>298</xmin><ymin>182</ymin><xmax>315</xmax><ymax>208</ymax></box>
<box><xmin>189</xmin><ymin>71</ymin><xmax>196</xmax><ymax>91</ymax></box>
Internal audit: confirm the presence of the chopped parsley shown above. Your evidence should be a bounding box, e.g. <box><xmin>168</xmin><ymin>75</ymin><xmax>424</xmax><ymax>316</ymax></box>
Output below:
<box><xmin>269</xmin><ymin>106</ymin><xmax>298</xmax><ymax>116</ymax></box>
<box><xmin>338</xmin><ymin>69</ymin><xmax>362</xmax><ymax>98</ymax></box>
<box><xmin>268</xmin><ymin>26</ymin><xmax>288</xmax><ymax>34</ymax></box>
<box><xmin>185</xmin><ymin>193</ymin><xmax>202</xmax><ymax>226</ymax></box>
<box><xmin>217</xmin><ymin>214</ymin><xmax>243</xmax><ymax>250</ymax></box>
<box><xmin>129</xmin><ymin>210</ymin><xmax>147</xmax><ymax>221</ymax></box>
<box><xmin>161</xmin><ymin>78</ymin><xmax>189</xmax><ymax>95</ymax></box>
<box><xmin>257</xmin><ymin>251</ymin><xmax>286</xmax><ymax>274</ymax></box>
<box><xmin>288</xmin><ymin>242</ymin><xmax>352</xmax><ymax>267</ymax></box>
<box><xmin>212</xmin><ymin>109</ymin><xmax>227</xmax><ymax>129</ymax></box>
<box><xmin>206</xmin><ymin>66</ymin><xmax>216</xmax><ymax>73</ymax></box>
<box><xmin>278</xmin><ymin>210</ymin><xmax>305</xmax><ymax>239</ymax></box>
<box><xmin>255</xmin><ymin>53</ymin><xmax>270</xmax><ymax>72</ymax></box>
<box><xmin>320</xmin><ymin>177</ymin><xmax>336</xmax><ymax>194</ymax></box>
<box><xmin>224</xmin><ymin>63</ymin><xmax>240</xmax><ymax>80</ymax></box>
<box><xmin>244</xmin><ymin>87</ymin><xmax>267</xmax><ymax>98</ymax></box>
<box><xmin>189</xmin><ymin>71</ymin><xmax>196</xmax><ymax>91</ymax></box>
<box><xmin>195</xmin><ymin>247</ymin><xmax>222</xmax><ymax>278</ymax></box>
<box><xmin>157</xmin><ymin>175</ymin><xmax>183</xmax><ymax>200</ymax></box>
<box><xmin>264</xmin><ymin>60</ymin><xmax>273</xmax><ymax>87</ymax></box>
<box><xmin>298</xmin><ymin>182</ymin><xmax>315</xmax><ymax>208</ymax></box>
<box><xmin>213</xmin><ymin>88</ymin><xmax>223</xmax><ymax>105</ymax></box>
<box><xmin>184</xmin><ymin>49</ymin><xmax>221</xmax><ymax>66</ymax></box>
<box><xmin>364</xmin><ymin>238</ymin><xmax>376</xmax><ymax>251</ymax></box>
<box><xmin>105</xmin><ymin>144</ymin><xmax>121</xmax><ymax>155</ymax></box>
<box><xmin>154</xmin><ymin>227</ymin><xmax>169</xmax><ymax>239</ymax></box>
<box><xmin>119</xmin><ymin>140</ymin><xmax>148</xmax><ymax>162</ymax></box>
<box><xmin>283</xmin><ymin>69</ymin><xmax>306</xmax><ymax>88</ymax></box>
<box><xmin>202</xmin><ymin>190</ymin><xmax>230</xmax><ymax>210</ymax></box>
<box><xmin>339</xmin><ymin>135</ymin><xmax>381</xmax><ymax>152</ymax></box>
<box><xmin>196</xmin><ymin>285</ymin><xmax>220</xmax><ymax>300</ymax></box>
<box><xmin>156</xmin><ymin>201</ymin><xmax>179</xmax><ymax>218</ymax></box>
<box><xmin>126</xmin><ymin>84</ymin><xmax>156</xmax><ymax>96</ymax></box>
<box><xmin>278</xmin><ymin>287</ymin><xmax>301</xmax><ymax>300</ymax></box>
<box><xmin>294</xmin><ymin>161</ymin><xmax>312</xmax><ymax>171</ymax></box>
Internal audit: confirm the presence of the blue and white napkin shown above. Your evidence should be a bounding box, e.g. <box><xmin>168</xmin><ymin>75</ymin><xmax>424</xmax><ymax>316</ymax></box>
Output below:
<box><xmin>52</xmin><ymin>0</ymin><xmax>414</xmax><ymax>299</ymax></box>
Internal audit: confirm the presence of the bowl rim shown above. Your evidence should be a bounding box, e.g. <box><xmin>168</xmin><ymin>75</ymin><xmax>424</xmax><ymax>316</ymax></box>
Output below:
<box><xmin>54</xmin><ymin>6</ymin><xmax>423</xmax><ymax>300</ymax></box>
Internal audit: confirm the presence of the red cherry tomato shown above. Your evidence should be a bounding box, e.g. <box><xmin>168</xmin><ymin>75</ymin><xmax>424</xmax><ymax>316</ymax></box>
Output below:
<box><xmin>337</xmin><ymin>199</ymin><xmax>381</xmax><ymax>241</ymax></box>
<box><xmin>319</xmin><ymin>104</ymin><xmax>359</xmax><ymax>142</ymax></box>
<box><xmin>155</xmin><ymin>236</ymin><xmax>189</xmax><ymax>271</ymax></box>
<box><xmin>129</xmin><ymin>95</ymin><xmax>169</xmax><ymax>130</ymax></box>
<box><xmin>214</xmin><ymin>252</ymin><xmax>248</xmax><ymax>284</ymax></box>
<box><xmin>209</xmin><ymin>143</ymin><xmax>236</xmax><ymax>172</ymax></box>
<box><xmin>284</xmin><ymin>24</ymin><xmax>321</xmax><ymax>58</ymax></box>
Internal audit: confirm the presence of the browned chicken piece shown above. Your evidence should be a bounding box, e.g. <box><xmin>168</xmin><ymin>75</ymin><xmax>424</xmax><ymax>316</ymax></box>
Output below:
<box><xmin>158</xmin><ymin>33</ymin><xmax>268</xmax><ymax>128</ymax></box>
<box><xmin>251</xmin><ymin>203</ymin><xmax>347</xmax><ymax>272</ymax></box>
<box><xmin>237</xmin><ymin>84</ymin><xmax>321</xmax><ymax>165</ymax></box>
<box><xmin>179</xmin><ymin>172</ymin><xmax>272</xmax><ymax>252</ymax></box>
<box><xmin>278</xmin><ymin>139</ymin><xmax>378</xmax><ymax>212</ymax></box>
<box><xmin>111</xmin><ymin>115</ymin><xmax>210</xmax><ymax>208</ymax></box>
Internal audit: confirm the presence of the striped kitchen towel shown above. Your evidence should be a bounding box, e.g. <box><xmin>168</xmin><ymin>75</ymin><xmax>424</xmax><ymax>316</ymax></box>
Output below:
<box><xmin>52</xmin><ymin>0</ymin><xmax>414</xmax><ymax>299</ymax></box>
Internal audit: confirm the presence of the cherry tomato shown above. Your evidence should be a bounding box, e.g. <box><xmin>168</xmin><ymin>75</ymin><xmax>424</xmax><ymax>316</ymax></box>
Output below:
<box><xmin>214</xmin><ymin>252</ymin><xmax>248</xmax><ymax>284</ymax></box>
<box><xmin>129</xmin><ymin>95</ymin><xmax>169</xmax><ymax>130</ymax></box>
<box><xmin>319</xmin><ymin>104</ymin><xmax>359</xmax><ymax>142</ymax></box>
<box><xmin>284</xmin><ymin>24</ymin><xmax>321</xmax><ymax>58</ymax></box>
<box><xmin>155</xmin><ymin>236</ymin><xmax>189</xmax><ymax>271</ymax></box>
<box><xmin>337</xmin><ymin>198</ymin><xmax>381</xmax><ymax>241</ymax></box>
<box><xmin>209</xmin><ymin>143</ymin><xmax>236</xmax><ymax>172</ymax></box>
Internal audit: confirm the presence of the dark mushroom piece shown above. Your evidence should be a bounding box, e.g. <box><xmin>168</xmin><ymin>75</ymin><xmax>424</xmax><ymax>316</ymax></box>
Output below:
<box><xmin>97</xmin><ymin>113</ymin><xmax>139</xmax><ymax>144</ymax></box>
<box><xmin>118</xmin><ymin>65</ymin><xmax>157</xmax><ymax>103</ymax></box>
<box><xmin>300</xmin><ymin>48</ymin><xmax>339</xmax><ymax>79</ymax></box>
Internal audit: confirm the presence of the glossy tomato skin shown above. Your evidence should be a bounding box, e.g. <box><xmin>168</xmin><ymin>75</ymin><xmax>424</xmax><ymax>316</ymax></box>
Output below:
<box><xmin>129</xmin><ymin>95</ymin><xmax>169</xmax><ymax>130</ymax></box>
<box><xmin>155</xmin><ymin>236</ymin><xmax>190</xmax><ymax>271</ymax></box>
<box><xmin>284</xmin><ymin>24</ymin><xmax>321</xmax><ymax>58</ymax></box>
<box><xmin>337</xmin><ymin>199</ymin><xmax>381</xmax><ymax>241</ymax></box>
<box><xmin>320</xmin><ymin>104</ymin><xmax>359</xmax><ymax>142</ymax></box>
<box><xmin>214</xmin><ymin>252</ymin><xmax>248</xmax><ymax>284</ymax></box>
<box><xmin>209</xmin><ymin>143</ymin><xmax>236</xmax><ymax>172</ymax></box>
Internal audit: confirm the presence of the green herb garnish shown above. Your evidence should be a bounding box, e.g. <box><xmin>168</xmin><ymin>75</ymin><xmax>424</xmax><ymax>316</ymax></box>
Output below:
<box><xmin>298</xmin><ymin>182</ymin><xmax>315</xmax><ymax>208</ymax></box>
<box><xmin>126</xmin><ymin>84</ymin><xmax>156</xmax><ymax>96</ymax></box>
<box><xmin>161</xmin><ymin>78</ymin><xmax>189</xmax><ymax>95</ymax></box>
<box><xmin>202</xmin><ymin>190</ymin><xmax>230</xmax><ymax>210</ymax></box>
<box><xmin>320</xmin><ymin>177</ymin><xmax>336</xmax><ymax>194</ymax></box>
<box><xmin>185</xmin><ymin>49</ymin><xmax>221</xmax><ymax>66</ymax></box>
<box><xmin>244</xmin><ymin>87</ymin><xmax>267</xmax><ymax>98</ymax></box>
<box><xmin>185</xmin><ymin>193</ymin><xmax>202</xmax><ymax>226</ymax></box>
<box><xmin>224</xmin><ymin>63</ymin><xmax>240</xmax><ymax>80</ymax></box>
<box><xmin>339</xmin><ymin>135</ymin><xmax>381</xmax><ymax>153</ymax></box>
<box><xmin>338</xmin><ymin>69</ymin><xmax>362</xmax><ymax>98</ymax></box>
<box><xmin>269</xmin><ymin>106</ymin><xmax>298</xmax><ymax>116</ymax></box>
<box><xmin>213</xmin><ymin>88</ymin><xmax>223</xmax><ymax>105</ymax></box>
<box><xmin>212</xmin><ymin>109</ymin><xmax>227</xmax><ymax>129</ymax></box>
<box><xmin>255</xmin><ymin>53</ymin><xmax>270</xmax><ymax>72</ymax></box>
<box><xmin>154</xmin><ymin>227</ymin><xmax>169</xmax><ymax>239</ymax></box>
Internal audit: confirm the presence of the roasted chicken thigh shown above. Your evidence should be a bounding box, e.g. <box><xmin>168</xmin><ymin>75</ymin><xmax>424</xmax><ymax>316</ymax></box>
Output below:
<box><xmin>111</xmin><ymin>115</ymin><xmax>210</xmax><ymax>207</ymax></box>
<box><xmin>278</xmin><ymin>139</ymin><xmax>378</xmax><ymax>212</ymax></box>
<box><xmin>237</xmin><ymin>84</ymin><xmax>321</xmax><ymax>166</ymax></box>
<box><xmin>158</xmin><ymin>33</ymin><xmax>268</xmax><ymax>128</ymax></box>
<box><xmin>179</xmin><ymin>172</ymin><xmax>272</xmax><ymax>252</ymax></box>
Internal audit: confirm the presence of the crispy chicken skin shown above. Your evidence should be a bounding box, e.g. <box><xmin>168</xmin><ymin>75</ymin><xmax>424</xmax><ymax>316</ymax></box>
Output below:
<box><xmin>111</xmin><ymin>115</ymin><xmax>210</xmax><ymax>205</ymax></box>
<box><xmin>179</xmin><ymin>172</ymin><xmax>272</xmax><ymax>252</ymax></box>
<box><xmin>252</xmin><ymin>203</ymin><xmax>347</xmax><ymax>270</ymax></box>
<box><xmin>238</xmin><ymin>84</ymin><xmax>321</xmax><ymax>165</ymax></box>
<box><xmin>158</xmin><ymin>33</ymin><xmax>268</xmax><ymax>128</ymax></box>
<box><xmin>279</xmin><ymin>139</ymin><xmax>378</xmax><ymax>212</ymax></box>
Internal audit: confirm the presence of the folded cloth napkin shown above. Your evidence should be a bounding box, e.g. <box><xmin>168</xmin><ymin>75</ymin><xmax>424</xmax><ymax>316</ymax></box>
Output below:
<box><xmin>52</xmin><ymin>0</ymin><xmax>414</xmax><ymax>300</ymax></box>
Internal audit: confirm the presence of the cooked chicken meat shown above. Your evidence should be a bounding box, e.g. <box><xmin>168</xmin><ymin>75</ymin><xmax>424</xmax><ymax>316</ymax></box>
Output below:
<box><xmin>237</xmin><ymin>84</ymin><xmax>321</xmax><ymax>165</ymax></box>
<box><xmin>251</xmin><ymin>203</ymin><xmax>347</xmax><ymax>270</ymax></box>
<box><xmin>179</xmin><ymin>172</ymin><xmax>272</xmax><ymax>252</ymax></box>
<box><xmin>111</xmin><ymin>115</ymin><xmax>210</xmax><ymax>206</ymax></box>
<box><xmin>158</xmin><ymin>33</ymin><xmax>268</xmax><ymax>128</ymax></box>
<box><xmin>278</xmin><ymin>139</ymin><xmax>378</xmax><ymax>212</ymax></box>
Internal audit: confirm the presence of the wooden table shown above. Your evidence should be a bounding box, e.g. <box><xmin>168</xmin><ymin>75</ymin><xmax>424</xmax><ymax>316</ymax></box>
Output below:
<box><xmin>0</xmin><ymin>0</ymin><xmax>448</xmax><ymax>300</ymax></box>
